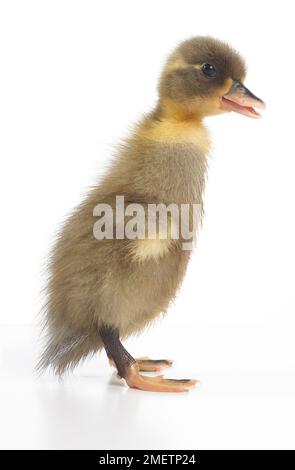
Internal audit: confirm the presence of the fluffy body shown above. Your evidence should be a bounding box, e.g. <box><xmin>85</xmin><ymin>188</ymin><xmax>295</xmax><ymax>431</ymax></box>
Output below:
<box><xmin>39</xmin><ymin>122</ymin><xmax>209</xmax><ymax>374</ymax></box>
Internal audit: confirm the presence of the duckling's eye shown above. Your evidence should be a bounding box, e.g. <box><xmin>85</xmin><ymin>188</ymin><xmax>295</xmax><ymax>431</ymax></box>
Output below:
<box><xmin>201</xmin><ymin>63</ymin><xmax>217</xmax><ymax>78</ymax></box>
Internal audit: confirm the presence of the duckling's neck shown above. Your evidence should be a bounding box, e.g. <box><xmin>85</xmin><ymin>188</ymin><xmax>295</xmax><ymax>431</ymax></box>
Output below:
<box><xmin>140</xmin><ymin>99</ymin><xmax>211</xmax><ymax>155</ymax></box>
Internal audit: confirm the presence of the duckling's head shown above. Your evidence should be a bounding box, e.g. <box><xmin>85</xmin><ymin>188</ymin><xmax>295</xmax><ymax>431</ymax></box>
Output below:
<box><xmin>158</xmin><ymin>36</ymin><xmax>264</xmax><ymax>120</ymax></box>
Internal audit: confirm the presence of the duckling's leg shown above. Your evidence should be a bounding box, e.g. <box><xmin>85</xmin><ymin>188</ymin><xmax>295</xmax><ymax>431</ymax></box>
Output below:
<box><xmin>99</xmin><ymin>325</ymin><xmax>197</xmax><ymax>393</ymax></box>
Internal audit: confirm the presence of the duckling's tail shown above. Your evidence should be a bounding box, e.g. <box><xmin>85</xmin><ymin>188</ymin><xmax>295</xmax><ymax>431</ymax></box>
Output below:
<box><xmin>36</xmin><ymin>327</ymin><xmax>103</xmax><ymax>376</ymax></box>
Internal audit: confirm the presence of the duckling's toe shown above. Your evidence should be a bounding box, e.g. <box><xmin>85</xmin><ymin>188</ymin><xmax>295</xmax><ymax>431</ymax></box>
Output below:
<box><xmin>125</xmin><ymin>364</ymin><xmax>198</xmax><ymax>393</ymax></box>
<box><xmin>135</xmin><ymin>357</ymin><xmax>174</xmax><ymax>372</ymax></box>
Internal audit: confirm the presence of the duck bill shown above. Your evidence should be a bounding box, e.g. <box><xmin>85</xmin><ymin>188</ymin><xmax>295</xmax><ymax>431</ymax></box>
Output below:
<box><xmin>221</xmin><ymin>80</ymin><xmax>265</xmax><ymax>118</ymax></box>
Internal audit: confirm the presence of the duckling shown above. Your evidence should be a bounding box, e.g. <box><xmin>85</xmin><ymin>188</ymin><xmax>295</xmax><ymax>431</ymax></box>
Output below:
<box><xmin>38</xmin><ymin>36</ymin><xmax>264</xmax><ymax>392</ymax></box>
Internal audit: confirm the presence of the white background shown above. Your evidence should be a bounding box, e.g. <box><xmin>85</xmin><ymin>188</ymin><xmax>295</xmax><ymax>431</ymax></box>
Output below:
<box><xmin>0</xmin><ymin>0</ymin><xmax>294</xmax><ymax>450</ymax></box>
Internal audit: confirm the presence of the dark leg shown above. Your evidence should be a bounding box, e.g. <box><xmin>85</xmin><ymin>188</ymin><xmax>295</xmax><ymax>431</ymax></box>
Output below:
<box><xmin>99</xmin><ymin>325</ymin><xmax>136</xmax><ymax>378</ymax></box>
<box><xmin>99</xmin><ymin>325</ymin><xmax>197</xmax><ymax>393</ymax></box>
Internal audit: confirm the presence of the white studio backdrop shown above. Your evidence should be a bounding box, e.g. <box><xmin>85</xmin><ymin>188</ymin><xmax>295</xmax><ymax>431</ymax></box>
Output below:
<box><xmin>0</xmin><ymin>0</ymin><xmax>294</xmax><ymax>333</ymax></box>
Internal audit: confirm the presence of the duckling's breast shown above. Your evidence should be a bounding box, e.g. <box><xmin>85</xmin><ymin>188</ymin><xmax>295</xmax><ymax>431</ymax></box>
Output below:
<box><xmin>131</xmin><ymin>138</ymin><xmax>209</xmax><ymax>206</ymax></box>
<box><xmin>128</xmin><ymin>118</ymin><xmax>211</xmax><ymax>205</ymax></box>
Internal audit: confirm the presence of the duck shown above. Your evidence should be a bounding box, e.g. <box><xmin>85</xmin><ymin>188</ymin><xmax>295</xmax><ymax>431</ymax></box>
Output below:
<box><xmin>38</xmin><ymin>36</ymin><xmax>264</xmax><ymax>392</ymax></box>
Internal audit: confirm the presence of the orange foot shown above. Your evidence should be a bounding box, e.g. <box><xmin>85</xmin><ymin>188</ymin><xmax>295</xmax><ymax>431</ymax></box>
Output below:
<box><xmin>125</xmin><ymin>364</ymin><xmax>198</xmax><ymax>393</ymax></box>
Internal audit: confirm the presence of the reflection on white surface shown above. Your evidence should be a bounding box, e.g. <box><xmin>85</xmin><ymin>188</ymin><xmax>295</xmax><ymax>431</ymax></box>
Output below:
<box><xmin>0</xmin><ymin>325</ymin><xmax>295</xmax><ymax>449</ymax></box>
